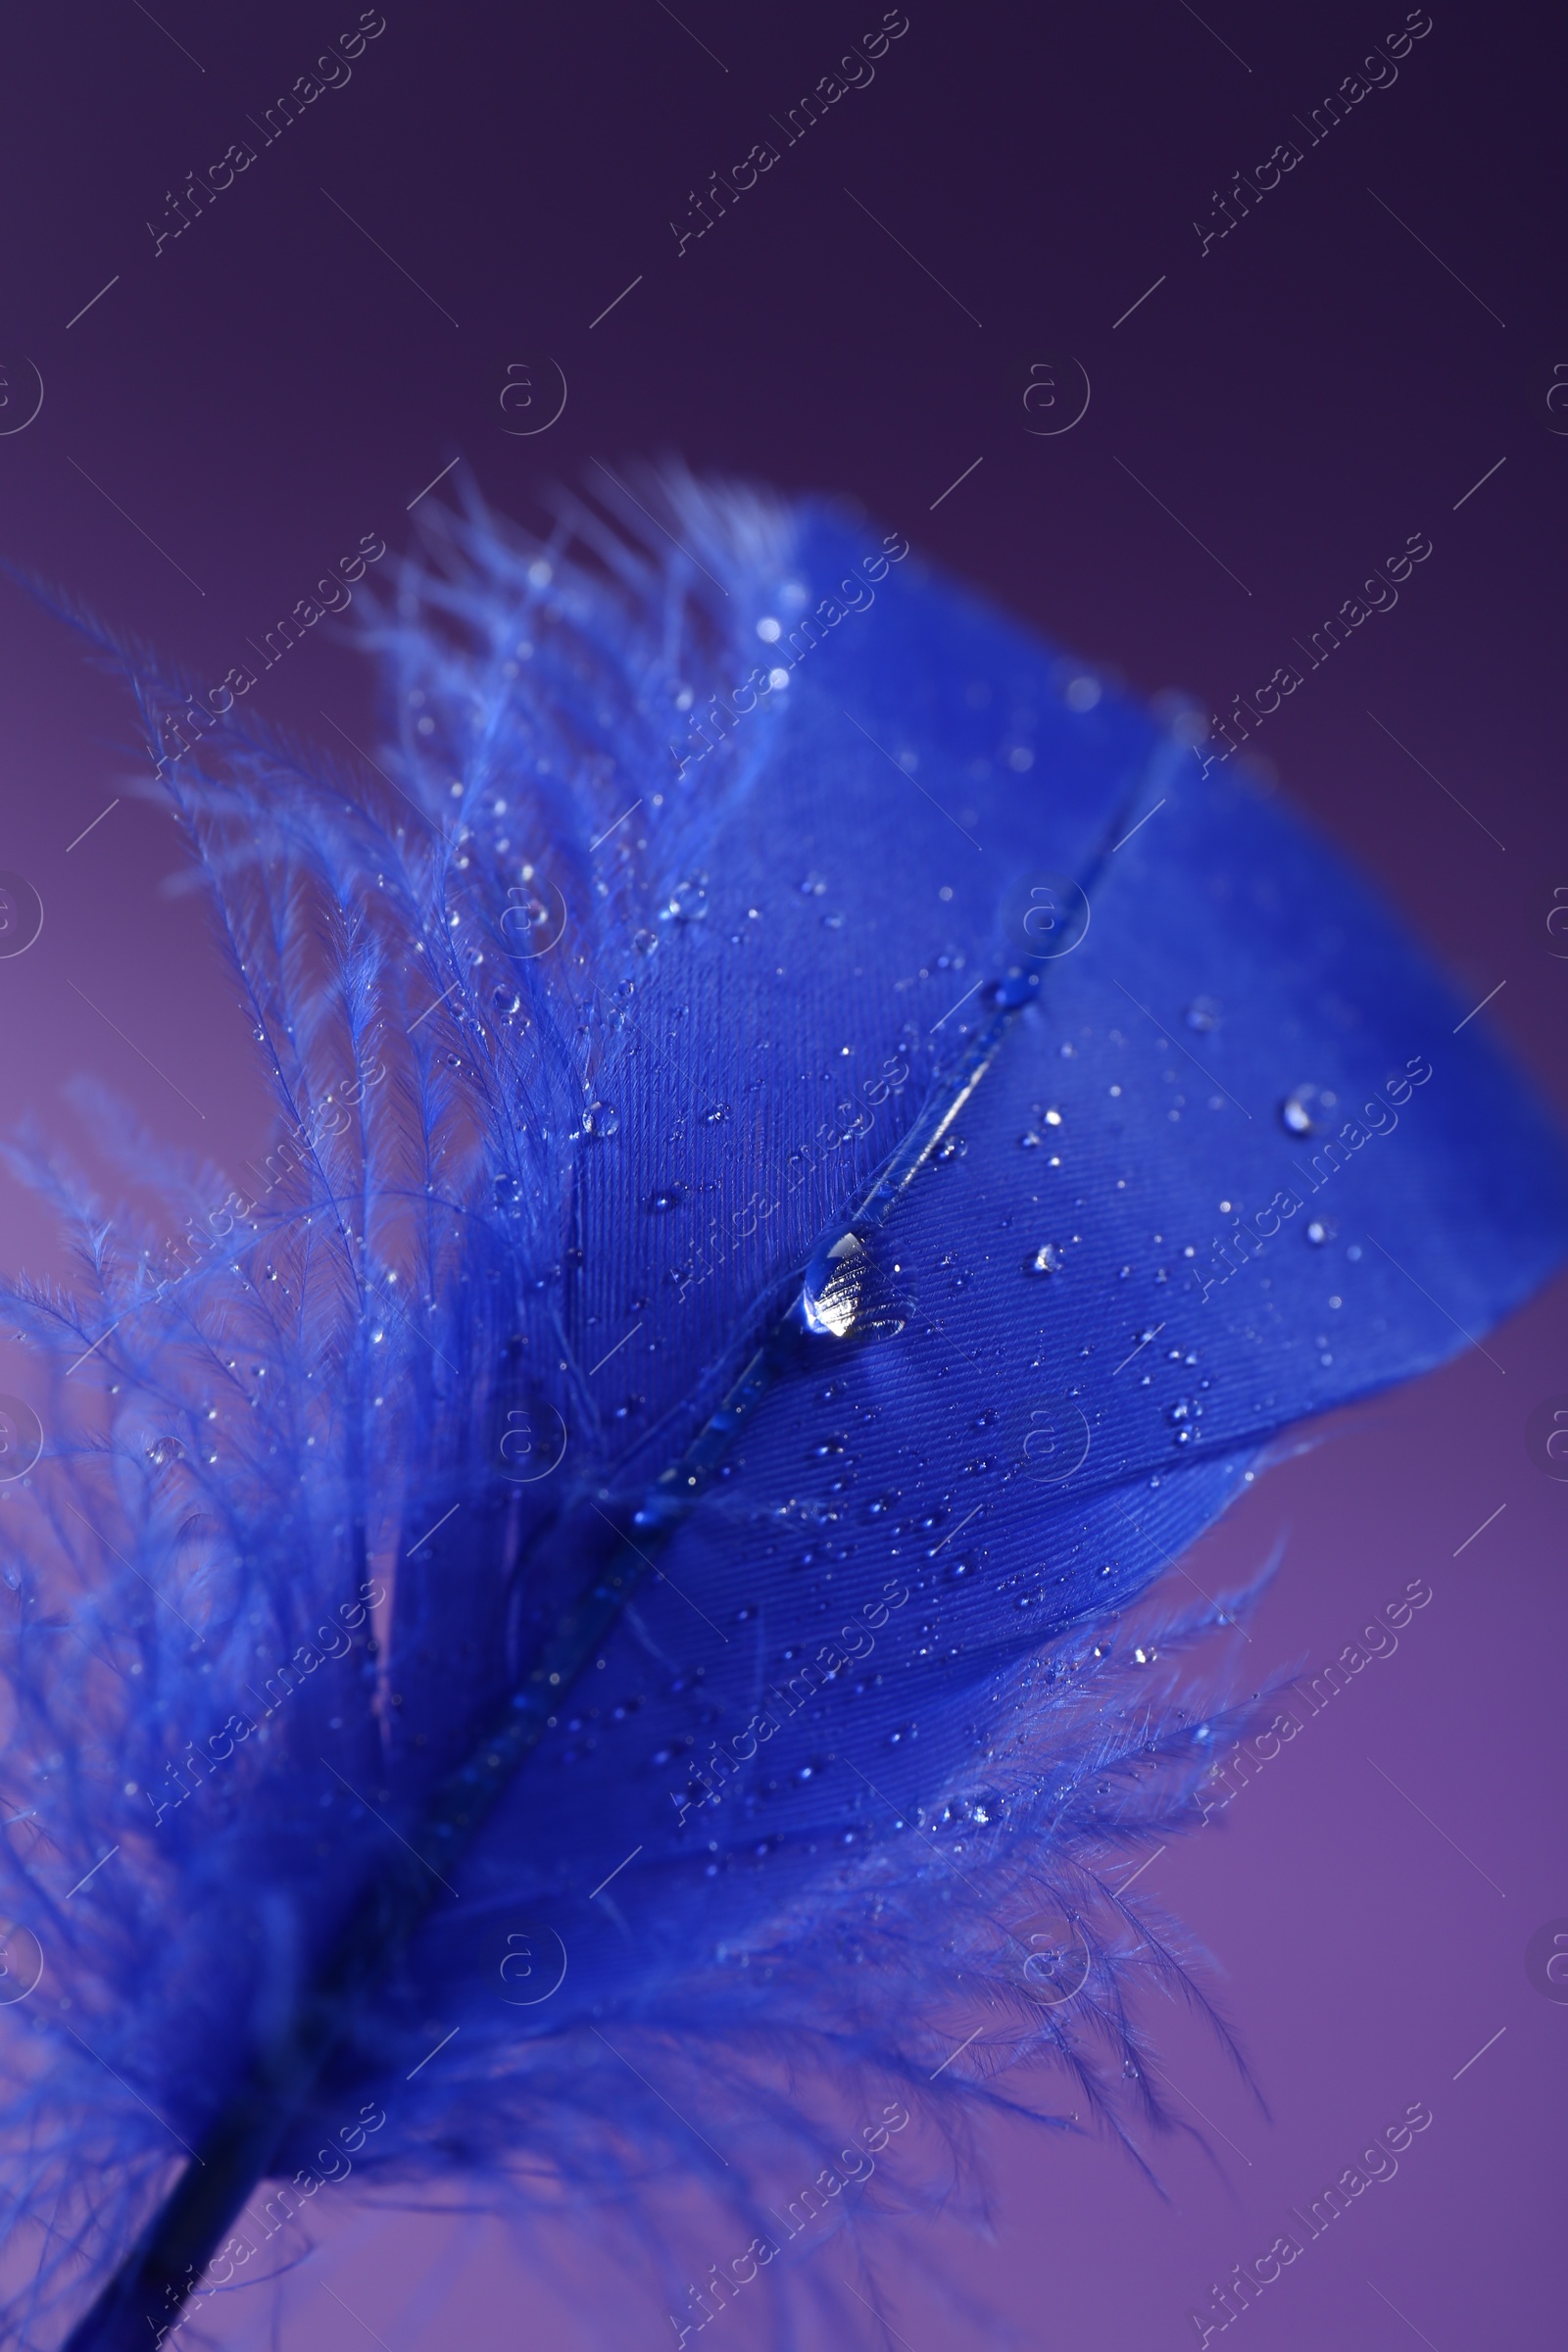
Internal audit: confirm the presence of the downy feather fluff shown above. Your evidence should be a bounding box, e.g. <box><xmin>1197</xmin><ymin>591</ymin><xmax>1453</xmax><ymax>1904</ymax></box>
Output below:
<box><xmin>1</xmin><ymin>470</ymin><xmax>1563</xmax><ymax>2349</ymax></box>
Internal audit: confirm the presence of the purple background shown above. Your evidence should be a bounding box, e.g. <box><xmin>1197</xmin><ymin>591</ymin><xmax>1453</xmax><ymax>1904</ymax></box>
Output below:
<box><xmin>1</xmin><ymin>2</ymin><xmax>1563</xmax><ymax>2344</ymax></box>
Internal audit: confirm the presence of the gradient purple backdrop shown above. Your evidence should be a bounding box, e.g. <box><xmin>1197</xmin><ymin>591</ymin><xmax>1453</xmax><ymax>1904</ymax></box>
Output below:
<box><xmin>0</xmin><ymin>3</ymin><xmax>1563</xmax><ymax>2346</ymax></box>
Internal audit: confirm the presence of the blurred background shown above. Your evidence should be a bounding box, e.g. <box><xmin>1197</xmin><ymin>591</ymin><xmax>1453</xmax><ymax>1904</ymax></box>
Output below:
<box><xmin>0</xmin><ymin>2</ymin><xmax>1562</xmax><ymax>2344</ymax></box>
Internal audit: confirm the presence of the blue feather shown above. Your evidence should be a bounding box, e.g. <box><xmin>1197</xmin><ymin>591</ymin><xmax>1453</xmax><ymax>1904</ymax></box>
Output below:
<box><xmin>1</xmin><ymin>471</ymin><xmax>1562</xmax><ymax>2348</ymax></box>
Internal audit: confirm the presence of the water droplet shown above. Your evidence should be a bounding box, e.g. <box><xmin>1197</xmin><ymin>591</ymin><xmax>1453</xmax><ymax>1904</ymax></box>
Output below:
<box><xmin>491</xmin><ymin>984</ymin><xmax>521</xmax><ymax>1015</ymax></box>
<box><xmin>663</xmin><ymin>876</ymin><xmax>709</xmax><ymax>923</ymax></box>
<box><xmin>1304</xmin><ymin>1216</ymin><xmax>1335</xmax><ymax>1246</ymax></box>
<box><xmin>801</xmin><ymin>1228</ymin><xmax>912</xmax><ymax>1341</ymax></box>
<box><xmin>802</xmin><ymin>1233</ymin><xmax>870</xmax><ymax>1339</ymax></box>
<box><xmin>632</xmin><ymin>929</ymin><xmax>659</xmax><ymax>956</ymax></box>
<box><xmin>704</xmin><ymin>1103</ymin><xmax>730</xmax><ymax>1124</ymax></box>
<box><xmin>1026</xmin><ymin>1243</ymin><xmax>1064</xmax><ymax>1275</ymax></box>
<box><xmin>582</xmin><ymin>1101</ymin><xmax>619</xmax><ymax>1138</ymax></box>
<box><xmin>1184</xmin><ymin>996</ymin><xmax>1221</xmax><ymax>1033</ymax></box>
<box><xmin>1280</xmin><ymin>1083</ymin><xmax>1337</xmax><ymax>1137</ymax></box>
<box><xmin>988</xmin><ymin>967</ymin><xmax>1039</xmax><ymax>1009</ymax></box>
<box><xmin>936</xmin><ymin>1135</ymin><xmax>966</xmax><ymax>1161</ymax></box>
<box><xmin>145</xmin><ymin>1436</ymin><xmax>183</xmax><ymax>1469</ymax></box>
<box><xmin>647</xmin><ymin>1186</ymin><xmax>683</xmax><ymax>1212</ymax></box>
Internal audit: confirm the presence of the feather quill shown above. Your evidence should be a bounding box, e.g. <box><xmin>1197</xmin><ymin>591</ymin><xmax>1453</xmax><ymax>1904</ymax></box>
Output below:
<box><xmin>0</xmin><ymin>471</ymin><xmax>1562</xmax><ymax>2348</ymax></box>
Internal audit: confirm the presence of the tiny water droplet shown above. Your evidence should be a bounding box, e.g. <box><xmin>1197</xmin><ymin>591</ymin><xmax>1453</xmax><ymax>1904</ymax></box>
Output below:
<box><xmin>1280</xmin><ymin>1083</ymin><xmax>1337</xmax><ymax>1137</ymax></box>
<box><xmin>647</xmin><ymin>1186</ymin><xmax>683</xmax><ymax>1212</ymax></box>
<box><xmin>664</xmin><ymin>876</ymin><xmax>709</xmax><ymax>923</ymax></box>
<box><xmin>582</xmin><ymin>1101</ymin><xmax>619</xmax><ymax>1138</ymax></box>
<box><xmin>1184</xmin><ymin>997</ymin><xmax>1221</xmax><ymax>1033</ymax></box>
<box><xmin>632</xmin><ymin>929</ymin><xmax>659</xmax><ymax>956</ymax></box>
<box><xmin>988</xmin><ymin>967</ymin><xmax>1038</xmax><ymax>1009</ymax></box>
<box><xmin>1026</xmin><ymin>1243</ymin><xmax>1064</xmax><ymax>1275</ymax></box>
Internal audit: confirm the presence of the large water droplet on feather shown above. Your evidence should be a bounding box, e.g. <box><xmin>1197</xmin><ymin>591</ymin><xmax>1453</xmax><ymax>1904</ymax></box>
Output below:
<box><xmin>802</xmin><ymin>1233</ymin><xmax>869</xmax><ymax>1338</ymax></box>
<box><xmin>801</xmin><ymin>1231</ymin><xmax>911</xmax><ymax>1341</ymax></box>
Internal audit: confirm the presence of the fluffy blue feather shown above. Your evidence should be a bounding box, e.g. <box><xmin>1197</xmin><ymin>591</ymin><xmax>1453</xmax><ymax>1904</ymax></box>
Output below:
<box><xmin>1</xmin><ymin>471</ymin><xmax>1562</xmax><ymax>2349</ymax></box>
